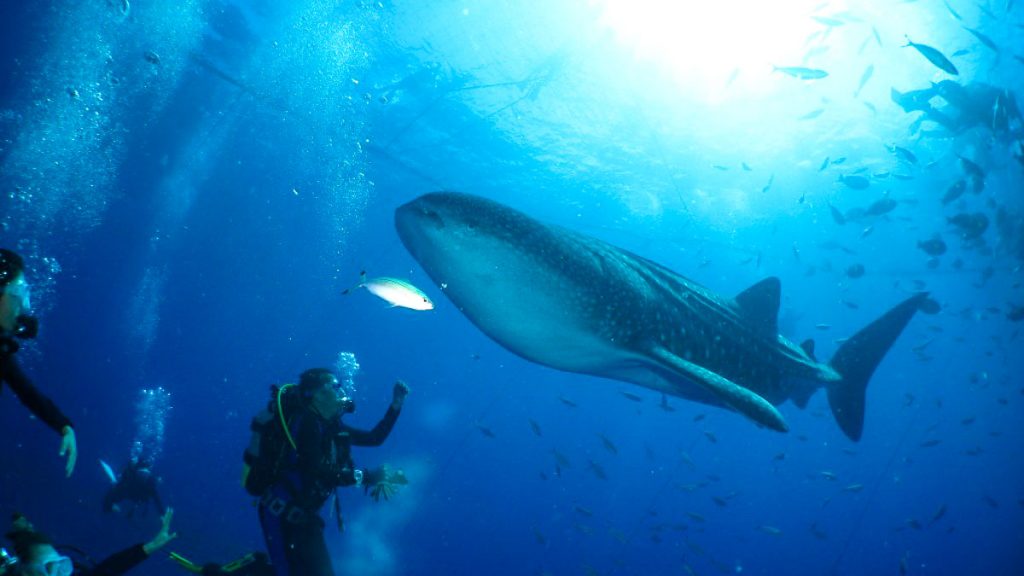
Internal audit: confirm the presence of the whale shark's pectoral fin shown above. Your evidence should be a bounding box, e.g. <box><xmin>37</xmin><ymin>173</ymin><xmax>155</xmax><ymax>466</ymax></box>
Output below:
<box><xmin>650</xmin><ymin>347</ymin><xmax>788</xmax><ymax>433</ymax></box>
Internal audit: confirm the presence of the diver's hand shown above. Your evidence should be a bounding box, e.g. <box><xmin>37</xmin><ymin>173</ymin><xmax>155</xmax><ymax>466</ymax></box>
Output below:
<box><xmin>362</xmin><ymin>465</ymin><xmax>391</xmax><ymax>501</ymax></box>
<box><xmin>60</xmin><ymin>426</ymin><xmax>77</xmax><ymax>477</ymax></box>
<box><xmin>363</xmin><ymin>465</ymin><xmax>408</xmax><ymax>502</ymax></box>
<box><xmin>391</xmin><ymin>380</ymin><xmax>410</xmax><ymax>409</ymax></box>
<box><xmin>370</xmin><ymin>480</ymin><xmax>398</xmax><ymax>502</ymax></box>
<box><xmin>143</xmin><ymin>508</ymin><xmax>178</xmax><ymax>555</ymax></box>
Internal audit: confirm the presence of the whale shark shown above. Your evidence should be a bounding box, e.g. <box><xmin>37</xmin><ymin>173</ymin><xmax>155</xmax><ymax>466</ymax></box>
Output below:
<box><xmin>395</xmin><ymin>192</ymin><xmax>925</xmax><ymax>440</ymax></box>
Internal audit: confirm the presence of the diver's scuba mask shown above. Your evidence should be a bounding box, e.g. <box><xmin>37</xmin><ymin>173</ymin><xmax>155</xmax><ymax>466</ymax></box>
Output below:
<box><xmin>5</xmin><ymin>277</ymin><xmax>31</xmax><ymax>312</ymax></box>
<box><xmin>308</xmin><ymin>381</ymin><xmax>355</xmax><ymax>418</ymax></box>
<box><xmin>300</xmin><ymin>369</ymin><xmax>356</xmax><ymax>417</ymax></box>
<box><xmin>0</xmin><ymin>548</ymin><xmax>19</xmax><ymax>572</ymax></box>
<box><xmin>3</xmin><ymin>276</ymin><xmax>37</xmax><ymax>339</ymax></box>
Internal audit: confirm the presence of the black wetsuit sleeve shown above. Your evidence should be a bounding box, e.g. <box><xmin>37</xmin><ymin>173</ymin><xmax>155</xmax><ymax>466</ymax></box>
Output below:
<box><xmin>0</xmin><ymin>351</ymin><xmax>73</xmax><ymax>434</ymax></box>
<box><xmin>342</xmin><ymin>405</ymin><xmax>401</xmax><ymax>447</ymax></box>
<box><xmin>87</xmin><ymin>543</ymin><xmax>148</xmax><ymax>576</ymax></box>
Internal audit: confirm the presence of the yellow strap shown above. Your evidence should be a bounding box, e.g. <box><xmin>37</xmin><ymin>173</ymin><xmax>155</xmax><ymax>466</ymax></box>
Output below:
<box><xmin>277</xmin><ymin>384</ymin><xmax>298</xmax><ymax>451</ymax></box>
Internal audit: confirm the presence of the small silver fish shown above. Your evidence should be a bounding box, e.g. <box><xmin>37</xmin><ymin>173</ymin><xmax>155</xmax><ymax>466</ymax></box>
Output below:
<box><xmin>903</xmin><ymin>36</ymin><xmax>959</xmax><ymax>75</ymax></box>
<box><xmin>772</xmin><ymin>65</ymin><xmax>828</xmax><ymax>80</ymax></box>
<box><xmin>799</xmin><ymin>108</ymin><xmax>825</xmax><ymax>120</ymax></box>
<box><xmin>854</xmin><ymin>64</ymin><xmax>874</xmax><ymax>97</ymax></box>
<box><xmin>963</xmin><ymin>26</ymin><xmax>999</xmax><ymax>53</ymax></box>
<box><xmin>812</xmin><ymin>15</ymin><xmax>845</xmax><ymax>27</ymax></box>
<box><xmin>343</xmin><ymin>272</ymin><xmax>434</xmax><ymax>310</ymax></box>
<box><xmin>839</xmin><ymin>174</ymin><xmax>870</xmax><ymax>189</ymax></box>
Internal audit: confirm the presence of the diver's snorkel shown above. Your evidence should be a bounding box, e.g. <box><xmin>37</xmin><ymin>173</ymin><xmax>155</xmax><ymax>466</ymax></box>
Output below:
<box><xmin>6</xmin><ymin>277</ymin><xmax>30</xmax><ymax>312</ymax></box>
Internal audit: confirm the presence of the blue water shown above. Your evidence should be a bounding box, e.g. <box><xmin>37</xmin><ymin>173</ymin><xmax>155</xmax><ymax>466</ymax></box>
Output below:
<box><xmin>2</xmin><ymin>2</ymin><xmax>1022</xmax><ymax>575</ymax></box>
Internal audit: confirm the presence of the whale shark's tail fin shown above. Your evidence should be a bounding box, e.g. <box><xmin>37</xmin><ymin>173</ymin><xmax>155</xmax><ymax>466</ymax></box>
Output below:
<box><xmin>827</xmin><ymin>293</ymin><xmax>927</xmax><ymax>441</ymax></box>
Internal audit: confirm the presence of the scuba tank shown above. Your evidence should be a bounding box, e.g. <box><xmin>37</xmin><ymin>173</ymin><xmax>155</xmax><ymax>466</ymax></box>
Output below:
<box><xmin>241</xmin><ymin>384</ymin><xmax>298</xmax><ymax>496</ymax></box>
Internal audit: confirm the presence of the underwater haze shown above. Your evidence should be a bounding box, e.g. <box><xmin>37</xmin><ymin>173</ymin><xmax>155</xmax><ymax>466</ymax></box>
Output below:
<box><xmin>1</xmin><ymin>1</ymin><xmax>1023</xmax><ymax>575</ymax></box>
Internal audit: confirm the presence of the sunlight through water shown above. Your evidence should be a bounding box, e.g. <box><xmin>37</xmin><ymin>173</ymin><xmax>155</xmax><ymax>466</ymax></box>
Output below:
<box><xmin>596</xmin><ymin>0</ymin><xmax>839</xmax><ymax>101</ymax></box>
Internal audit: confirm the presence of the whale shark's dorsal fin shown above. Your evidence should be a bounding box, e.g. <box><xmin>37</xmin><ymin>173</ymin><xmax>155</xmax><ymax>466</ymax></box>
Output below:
<box><xmin>734</xmin><ymin>277</ymin><xmax>781</xmax><ymax>336</ymax></box>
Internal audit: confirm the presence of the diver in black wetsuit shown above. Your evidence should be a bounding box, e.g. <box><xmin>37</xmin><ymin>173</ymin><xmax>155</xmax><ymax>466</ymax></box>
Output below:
<box><xmin>0</xmin><ymin>249</ymin><xmax>77</xmax><ymax>478</ymax></box>
<box><xmin>102</xmin><ymin>459</ymin><xmax>165</xmax><ymax>518</ymax></box>
<box><xmin>4</xmin><ymin>509</ymin><xmax>177</xmax><ymax>576</ymax></box>
<box><xmin>251</xmin><ymin>368</ymin><xmax>409</xmax><ymax>576</ymax></box>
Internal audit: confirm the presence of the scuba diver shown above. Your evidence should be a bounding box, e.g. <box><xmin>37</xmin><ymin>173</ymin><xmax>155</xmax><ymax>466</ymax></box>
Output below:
<box><xmin>891</xmin><ymin>80</ymin><xmax>1023</xmax><ymax>141</ymax></box>
<box><xmin>241</xmin><ymin>368</ymin><xmax>409</xmax><ymax>576</ymax></box>
<box><xmin>102</xmin><ymin>458</ymin><xmax>165</xmax><ymax>518</ymax></box>
<box><xmin>2</xmin><ymin>509</ymin><xmax>176</xmax><ymax>576</ymax></box>
<box><xmin>0</xmin><ymin>249</ymin><xmax>77</xmax><ymax>477</ymax></box>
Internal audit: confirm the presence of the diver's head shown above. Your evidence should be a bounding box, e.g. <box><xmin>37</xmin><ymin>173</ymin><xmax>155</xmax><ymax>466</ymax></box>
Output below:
<box><xmin>0</xmin><ymin>250</ymin><xmax>30</xmax><ymax>334</ymax></box>
<box><xmin>132</xmin><ymin>457</ymin><xmax>153</xmax><ymax>474</ymax></box>
<box><xmin>6</xmin><ymin>529</ymin><xmax>71</xmax><ymax>576</ymax></box>
<box><xmin>7</xmin><ymin>513</ymin><xmax>33</xmax><ymax>536</ymax></box>
<box><xmin>299</xmin><ymin>368</ymin><xmax>355</xmax><ymax>420</ymax></box>
<box><xmin>15</xmin><ymin>543</ymin><xmax>71</xmax><ymax>576</ymax></box>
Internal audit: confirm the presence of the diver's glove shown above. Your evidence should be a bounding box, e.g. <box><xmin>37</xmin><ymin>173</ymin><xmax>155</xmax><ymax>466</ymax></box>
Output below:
<box><xmin>362</xmin><ymin>465</ymin><xmax>408</xmax><ymax>502</ymax></box>
<box><xmin>391</xmin><ymin>381</ymin><xmax>410</xmax><ymax>410</ymax></box>
<box><xmin>60</xmin><ymin>426</ymin><xmax>77</xmax><ymax>478</ymax></box>
<box><xmin>143</xmin><ymin>508</ymin><xmax>178</xmax><ymax>555</ymax></box>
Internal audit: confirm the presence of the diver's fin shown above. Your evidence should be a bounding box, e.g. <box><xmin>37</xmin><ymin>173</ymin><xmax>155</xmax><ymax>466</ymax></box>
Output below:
<box><xmin>828</xmin><ymin>293</ymin><xmax>927</xmax><ymax>441</ymax></box>
<box><xmin>168</xmin><ymin>552</ymin><xmax>203</xmax><ymax>574</ymax></box>
<box><xmin>221</xmin><ymin>553</ymin><xmax>261</xmax><ymax>573</ymax></box>
<box><xmin>734</xmin><ymin>277</ymin><xmax>781</xmax><ymax>337</ymax></box>
<box><xmin>99</xmin><ymin>459</ymin><xmax>117</xmax><ymax>485</ymax></box>
<box><xmin>651</xmin><ymin>347</ymin><xmax>788</xmax><ymax>433</ymax></box>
